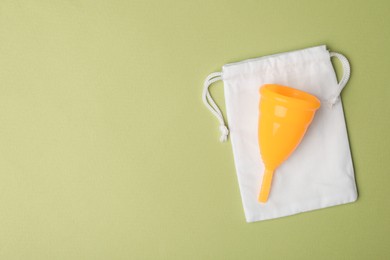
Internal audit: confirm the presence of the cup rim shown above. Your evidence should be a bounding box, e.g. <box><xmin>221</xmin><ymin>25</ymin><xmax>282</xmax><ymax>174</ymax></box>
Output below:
<box><xmin>260</xmin><ymin>84</ymin><xmax>321</xmax><ymax>110</ymax></box>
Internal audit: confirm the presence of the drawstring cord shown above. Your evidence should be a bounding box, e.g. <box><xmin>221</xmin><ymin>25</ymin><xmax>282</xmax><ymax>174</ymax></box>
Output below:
<box><xmin>202</xmin><ymin>72</ymin><xmax>229</xmax><ymax>142</ymax></box>
<box><xmin>202</xmin><ymin>51</ymin><xmax>350</xmax><ymax>141</ymax></box>
<box><xmin>328</xmin><ymin>52</ymin><xmax>351</xmax><ymax>108</ymax></box>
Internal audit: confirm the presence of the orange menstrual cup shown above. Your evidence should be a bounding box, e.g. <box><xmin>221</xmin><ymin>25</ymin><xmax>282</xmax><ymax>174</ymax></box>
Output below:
<box><xmin>258</xmin><ymin>84</ymin><xmax>321</xmax><ymax>203</ymax></box>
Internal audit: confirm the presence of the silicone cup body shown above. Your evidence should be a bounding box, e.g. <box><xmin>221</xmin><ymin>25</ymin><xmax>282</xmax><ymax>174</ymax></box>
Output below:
<box><xmin>258</xmin><ymin>84</ymin><xmax>321</xmax><ymax>203</ymax></box>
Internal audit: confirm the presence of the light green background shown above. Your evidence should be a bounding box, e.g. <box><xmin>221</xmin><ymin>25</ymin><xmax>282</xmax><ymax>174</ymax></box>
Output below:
<box><xmin>0</xmin><ymin>0</ymin><xmax>389</xmax><ymax>259</ymax></box>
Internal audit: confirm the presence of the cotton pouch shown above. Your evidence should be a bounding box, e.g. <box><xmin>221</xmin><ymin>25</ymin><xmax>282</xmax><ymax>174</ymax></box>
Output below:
<box><xmin>202</xmin><ymin>45</ymin><xmax>358</xmax><ymax>222</ymax></box>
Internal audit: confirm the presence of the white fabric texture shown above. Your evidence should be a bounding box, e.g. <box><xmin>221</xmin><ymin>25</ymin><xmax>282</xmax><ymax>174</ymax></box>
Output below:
<box><xmin>204</xmin><ymin>45</ymin><xmax>358</xmax><ymax>222</ymax></box>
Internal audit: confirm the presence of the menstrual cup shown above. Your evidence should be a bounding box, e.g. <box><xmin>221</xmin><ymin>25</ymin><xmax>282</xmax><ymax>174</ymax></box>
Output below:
<box><xmin>258</xmin><ymin>84</ymin><xmax>321</xmax><ymax>203</ymax></box>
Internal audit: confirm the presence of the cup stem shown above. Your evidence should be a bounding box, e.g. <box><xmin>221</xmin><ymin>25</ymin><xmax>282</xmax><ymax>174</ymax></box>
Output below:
<box><xmin>258</xmin><ymin>168</ymin><xmax>274</xmax><ymax>203</ymax></box>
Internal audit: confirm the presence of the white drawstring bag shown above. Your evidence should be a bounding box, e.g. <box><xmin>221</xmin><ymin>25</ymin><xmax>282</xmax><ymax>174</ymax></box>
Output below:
<box><xmin>202</xmin><ymin>45</ymin><xmax>358</xmax><ymax>222</ymax></box>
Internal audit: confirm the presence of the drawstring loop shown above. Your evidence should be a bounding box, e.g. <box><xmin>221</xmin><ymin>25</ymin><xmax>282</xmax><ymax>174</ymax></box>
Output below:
<box><xmin>202</xmin><ymin>72</ymin><xmax>229</xmax><ymax>142</ymax></box>
<box><xmin>328</xmin><ymin>52</ymin><xmax>351</xmax><ymax>108</ymax></box>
